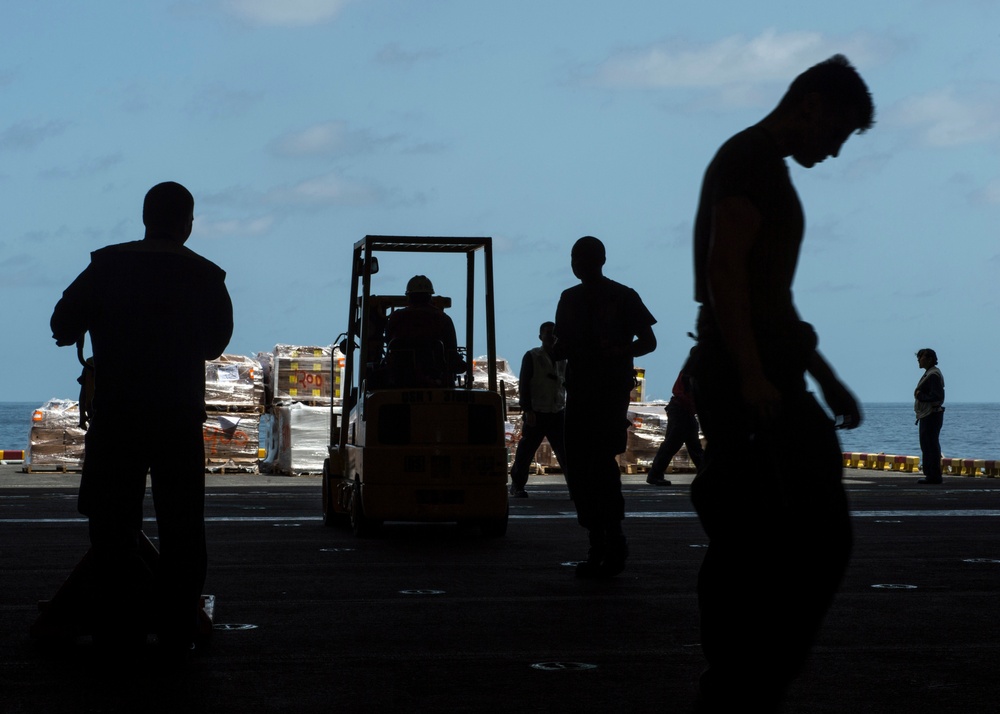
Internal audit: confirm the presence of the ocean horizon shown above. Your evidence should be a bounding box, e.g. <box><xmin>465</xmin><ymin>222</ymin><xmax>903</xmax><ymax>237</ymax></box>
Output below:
<box><xmin>3</xmin><ymin>400</ymin><xmax>998</xmax><ymax>461</ymax></box>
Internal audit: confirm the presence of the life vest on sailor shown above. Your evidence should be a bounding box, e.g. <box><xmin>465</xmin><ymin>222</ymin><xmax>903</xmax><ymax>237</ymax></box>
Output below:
<box><xmin>526</xmin><ymin>347</ymin><xmax>566</xmax><ymax>413</ymax></box>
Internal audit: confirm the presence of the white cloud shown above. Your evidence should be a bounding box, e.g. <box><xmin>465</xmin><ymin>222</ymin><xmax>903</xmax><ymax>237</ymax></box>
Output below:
<box><xmin>593</xmin><ymin>29</ymin><xmax>880</xmax><ymax>91</ymax></box>
<box><xmin>223</xmin><ymin>0</ymin><xmax>354</xmax><ymax>27</ymax></box>
<box><xmin>267</xmin><ymin>172</ymin><xmax>380</xmax><ymax>207</ymax></box>
<box><xmin>271</xmin><ymin>121</ymin><xmax>397</xmax><ymax>157</ymax></box>
<box><xmin>893</xmin><ymin>88</ymin><xmax>1000</xmax><ymax>148</ymax></box>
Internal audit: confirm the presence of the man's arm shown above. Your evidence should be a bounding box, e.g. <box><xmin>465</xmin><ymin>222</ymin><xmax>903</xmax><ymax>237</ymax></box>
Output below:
<box><xmin>808</xmin><ymin>349</ymin><xmax>863</xmax><ymax>429</ymax></box>
<box><xmin>518</xmin><ymin>351</ymin><xmax>534</xmax><ymax>412</ymax></box>
<box><xmin>915</xmin><ymin>373</ymin><xmax>944</xmax><ymax>403</ymax></box>
<box><xmin>201</xmin><ymin>278</ymin><xmax>234</xmax><ymax>360</ymax></box>
<box><xmin>518</xmin><ymin>350</ymin><xmax>537</xmax><ymax>425</ymax></box>
<box><xmin>551</xmin><ymin>297</ymin><xmax>570</xmax><ymax>362</ymax></box>
<box><xmin>706</xmin><ymin>195</ymin><xmax>781</xmax><ymax>418</ymax></box>
<box><xmin>630</xmin><ymin>324</ymin><xmax>656</xmax><ymax>358</ymax></box>
<box><xmin>50</xmin><ymin>267</ymin><xmax>92</xmax><ymax>347</ymax></box>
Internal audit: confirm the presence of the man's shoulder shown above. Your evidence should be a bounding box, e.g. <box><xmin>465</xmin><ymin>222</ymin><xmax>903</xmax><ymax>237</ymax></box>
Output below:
<box><xmin>93</xmin><ymin>240</ymin><xmax>225</xmax><ymax>277</ymax></box>
<box><xmin>602</xmin><ymin>277</ymin><xmax>644</xmax><ymax>302</ymax></box>
<box><xmin>559</xmin><ymin>283</ymin><xmax>584</xmax><ymax>299</ymax></box>
<box><xmin>708</xmin><ymin>127</ymin><xmax>768</xmax><ymax>169</ymax></box>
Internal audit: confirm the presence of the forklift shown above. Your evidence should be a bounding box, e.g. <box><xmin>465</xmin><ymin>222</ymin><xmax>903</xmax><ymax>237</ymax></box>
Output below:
<box><xmin>323</xmin><ymin>236</ymin><xmax>509</xmax><ymax>537</ymax></box>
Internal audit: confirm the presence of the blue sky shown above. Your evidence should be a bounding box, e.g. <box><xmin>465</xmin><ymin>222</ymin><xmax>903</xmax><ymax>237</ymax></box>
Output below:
<box><xmin>3</xmin><ymin>0</ymin><xmax>999</xmax><ymax>407</ymax></box>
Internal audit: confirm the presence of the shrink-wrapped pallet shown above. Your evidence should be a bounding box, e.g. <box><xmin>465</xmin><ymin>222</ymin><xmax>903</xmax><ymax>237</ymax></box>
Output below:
<box><xmin>472</xmin><ymin>355</ymin><xmax>519</xmax><ymax>405</ymax></box>
<box><xmin>271</xmin><ymin>403</ymin><xmax>335</xmax><ymax>475</ymax></box>
<box><xmin>617</xmin><ymin>406</ymin><xmax>666</xmax><ymax>469</ymax></box>
<box><xmin>205</xmin><ymin>354</ymin><xmax>264</xmax><ymax>411</ymax></box>
<box><xmin>203</xmin><ymin>412</ymin><xmax>260</xmax><ymax>472</ymax></box>
<box><xmin>27</xmin><ymin>399</ymin><xmax>86</xmax><ymax>469</ymax></box>
<box><xmin>272</xmin><ymin>344</ymin><xmax>345</xmax><ymax>406</ymax></box>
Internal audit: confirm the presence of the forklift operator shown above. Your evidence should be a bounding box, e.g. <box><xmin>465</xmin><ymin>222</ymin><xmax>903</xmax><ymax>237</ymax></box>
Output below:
<box><xmin>383</xmin><ymin>275</ymin><xmax>466</xmax><ymax>384</ymax></box>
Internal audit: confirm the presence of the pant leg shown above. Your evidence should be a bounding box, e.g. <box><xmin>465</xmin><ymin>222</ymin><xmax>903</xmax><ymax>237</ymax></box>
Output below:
<box><xmin>565</xmin><ymin>390</ymin><xmax>628</xmax><ymax>532</ymax></box>
<box><xmin>79</xmin><ymin>419</ymin><xmax>154</xmax><ymax>647</ymax></box>
<box><xmin>919</xmin><ymin>411</ymin><xmax>944</xmax><ymax>480</ymax></box>
<box><xmin>149</xmin><ymin>419</ymin><xmax>207</xmax><ymax>645</ymax></box>
<box><xmin>510</xmin><ymin>418</ymin><xmax>546</xmax><ymax>489</ymax></box>
<box><xmin>692</xmin><ymin>374</ymin><xmax>851</xmax><ymax>708</ymax></box>
<box><xmin>649</xmin><ymin>410</ymin><xmax>686</xmax><ymax>478</ymax></box>
<box><xmin>541</xmin><ymin>410</ymin><xmax>568</xmax><ymax>473</ymax></box>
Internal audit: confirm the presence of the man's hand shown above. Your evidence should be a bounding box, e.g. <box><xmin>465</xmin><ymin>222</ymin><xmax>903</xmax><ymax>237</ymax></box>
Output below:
<box><xmin>808</xmin><ymin>350</ymin><xmax>863</xmax><ymax>430</ymax></box>
<box><xmin>523</xmin><ymin>411</ymin><xmax>537</xmax><ymax>428</ymax></box>
<box><xmin>53</xmin><ymin>334</ymin><xmax>81</xmax><ymax>347</ymax></box>
<box><xmin>822</xmin><ymin>378</ymin><xmax>863</xmax><ymax>430</ymax></box>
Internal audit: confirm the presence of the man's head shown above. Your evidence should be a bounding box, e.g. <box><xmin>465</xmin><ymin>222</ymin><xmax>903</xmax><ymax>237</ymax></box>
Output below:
<box><xmin>776</xmin><ymin>55</ymin><xmax>875</xmax><ymax>168</ymax></box>
<box><xmin>143</xmin><ymin>181</ymin><xmax>195</xmax><ymax>243</ymax></box>
<box><xmin>539</xmin><ymin>321</ymin><xmax>556</xmax><ymax>350</ymax></box>
<box><xmin>405</xmin><ymin>274</ymin><xmax>434</xmax><ymax>305</ymax></box>
<box><xmin>570</xmin><ymin>236</ymin><xmax>606</xmax><ymax>283</ymax></box>
<box><xmin>917</xmin><ymin>348</ymin><xmax>938</xmax><ymax>368</ymax></box>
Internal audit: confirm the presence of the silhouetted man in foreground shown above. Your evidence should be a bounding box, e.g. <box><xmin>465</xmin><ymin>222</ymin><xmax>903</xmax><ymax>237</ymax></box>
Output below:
<box><xmin>51</xmin><ymin>181</ymin><xmax>233</xmax><ymax>658</ymax></box>
<box><xmin>555</xmin><ymin>236</ymin><xmax>656</xmax><ymax>578</ymax></box>
<box><xmin>688</xmin><ymin>55</ymin><xmax>874</xmax><ymax>710</ymax></box>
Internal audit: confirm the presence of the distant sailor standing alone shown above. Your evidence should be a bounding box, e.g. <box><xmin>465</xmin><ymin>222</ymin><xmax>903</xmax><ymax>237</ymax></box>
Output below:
<box><xmin>914</xmin><ymin>348</ymin><xmax>945</xmax><ymax>485</ymax></box>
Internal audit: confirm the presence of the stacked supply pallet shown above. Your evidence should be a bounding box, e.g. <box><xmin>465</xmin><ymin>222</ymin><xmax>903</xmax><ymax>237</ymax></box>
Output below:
<box><xmin>25</xmin><ymin>399</ymin><xmax>86</xmax><ymax>472</ymax></box>
<box><xmin>203</xmin><ymin>354</ymin><xmax>264</xmax><ymax>473</ymax></box>
<box><xmin>617</xmin><ymin>406</ymin><xmax>666</xmax><ymax>472</ymax></box>
<box><xmin>616</xmin><ymin>403</ymin><xmax>700</xmax><ymax>474</ymax></box>
<box><xmin>266</xmin><ymin>344</ymin><xmax>345</xmax><ymax>475</ymax></box>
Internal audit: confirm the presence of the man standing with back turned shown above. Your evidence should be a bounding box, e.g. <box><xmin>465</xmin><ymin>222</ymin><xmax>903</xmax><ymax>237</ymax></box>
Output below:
<box><xmin>555</xmin><ymin>236</ymin><xmax>656</xmax><ymax>578</ymax></box>
<box><xmin>51</xmin><ymin>181</ymin><xmax>233</xmax><ymax>659</ymax></box>
<box><xmin>687</xmin><ymin>56</ymin><xmax>874</xmax><ymax>710</ymax></box>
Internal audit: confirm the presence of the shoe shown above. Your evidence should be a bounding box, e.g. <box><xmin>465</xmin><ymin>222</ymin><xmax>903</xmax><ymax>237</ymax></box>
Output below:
<box><xmin>645</xmin><ymin>476</ymin><xmax>672</xmax><ymax>486</ymax></box>
<box><xmin>917</xmin><ymin>478</ymin><xmax>943</xmax><ymax>485</ymax></box>
<box><xmin>509</xmin><ymin>485</ymin><xmax>528</xmax><ymax>498</ymax></box>
<box><xmin>575</xmin><ymin>533</ymin><xmax>628</xmax><ymax>579</ymax></box>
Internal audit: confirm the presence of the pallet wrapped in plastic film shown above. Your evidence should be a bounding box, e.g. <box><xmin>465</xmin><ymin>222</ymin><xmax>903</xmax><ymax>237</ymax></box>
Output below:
<box><xmin>272</xmin><ymin>344</ymin><xmax>345</xmax><ymax>406</ymax></box>
<box><xmin>205</xmin><ymin>354</ymin><xmax>264</xmax><ymax>412</ymax></box>
<box><xmin>26</xmin><ymin>399</ymin><xmax>86</xmax><ymax>470</ymax></box>
<box><xmin>472</xmin><ymin>355</ymin><xmax>519</xmax><ymax>406</ymax></box>
<box><xmin>616</xmin><ymin>405</ymin><xmax>667</xmax><ymax>471</ymax></box>
<box><xmin>267</xmin><ymin>402</ymin><xmax>337</xmax><ymax>475</ymax></box>
<box><xmin>203</xmin><ymin>412</ymin><xmax>260</xmax><ymax>473</ymax></box>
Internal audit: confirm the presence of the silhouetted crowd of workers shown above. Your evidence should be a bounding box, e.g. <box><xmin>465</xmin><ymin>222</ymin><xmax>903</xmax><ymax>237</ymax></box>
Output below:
<box><xmin>43</xmin><ymin>54</ymin><xmax>923</xmax><ymax>712</ymax></box>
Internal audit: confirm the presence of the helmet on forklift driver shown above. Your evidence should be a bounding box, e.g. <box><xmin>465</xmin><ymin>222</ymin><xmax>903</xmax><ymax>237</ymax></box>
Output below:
<box><xmin>406</xmin><ymin>275</ymin><xmax>435</xmax><ymax>295</ymax></box>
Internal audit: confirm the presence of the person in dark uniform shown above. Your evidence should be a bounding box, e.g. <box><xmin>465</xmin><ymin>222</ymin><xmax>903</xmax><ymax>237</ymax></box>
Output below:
<box><xmin>914</xmin><ymin>348</ymin><xmax>945</xmax><ymax>484</ymax></box>
<box><xmin>51</xmin><ymin>181</ymin><xmax>233</xmax><ymax>658</ymax></box>
<box><xmin>509</xmin><ymin>321</ymin><xmax>567</xmax><ymax>498</ymax></box>
<box><xmin>687</xmin><ymin>56</ymin><xmax>874</xmax><ymax>711</ymax></box>
<box><xmin>383</xmin><ymin>275</ymin><xmax>465</xmax><ymax>386</ymax></box>
<box><xmin>645</xmin><ymin>366</ymin><xmax>703</xmax><ymax>486</ymax></box>
<box><xmin>554</xmin><ymin>236</ymin><xmax>656</xmax><ymax>578</ymax></box>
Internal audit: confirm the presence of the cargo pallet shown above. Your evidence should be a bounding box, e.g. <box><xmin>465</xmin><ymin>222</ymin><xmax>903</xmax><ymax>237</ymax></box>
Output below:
<box><xmin>22</xmin><ymin>464</ymin><xmax>83</xmax><ymax>474</ymax></box>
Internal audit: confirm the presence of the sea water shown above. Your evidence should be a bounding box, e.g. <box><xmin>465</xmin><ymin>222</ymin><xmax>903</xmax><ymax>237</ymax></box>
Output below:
<box><xmin>1</xmin><ymin>400</ymin><xmax>998</xmax><ymax>460</ymax></box>
<box><xmin>835</xmin><ymin>402</ymin><xmax>1000</xmax><ymax>460</ymax></box>
<box><xmin>0</xmin><ymin>402</ymin><xmax>40</xmax><ymax>454</ymax></box>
